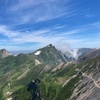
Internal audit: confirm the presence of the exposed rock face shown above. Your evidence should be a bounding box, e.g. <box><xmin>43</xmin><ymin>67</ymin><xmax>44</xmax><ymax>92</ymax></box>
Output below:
<box><xmin>69</xmin><ymin>56</ymin><xmax>100</xmax><ymax>100</ymax></box>
<box><xmin>77</xmin><ymin>49</ymin><xmax>100</xmax><ymax>63</ymax></box>
<box><xmin>0</xmin><ymin>49</ymin><xmax>11</xmax><ymax>59</ymax></box>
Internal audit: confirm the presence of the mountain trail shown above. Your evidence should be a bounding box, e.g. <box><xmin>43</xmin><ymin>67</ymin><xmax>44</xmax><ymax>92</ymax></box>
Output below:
<box><xmin>80</xmin><ymin>71</ymin><xmax>100</xmax><ymax>88</ymax></box>
<box><xmin>17</xmin><ymin>68</ymin><xmax>30</xmax><ymax>80</ymax></box>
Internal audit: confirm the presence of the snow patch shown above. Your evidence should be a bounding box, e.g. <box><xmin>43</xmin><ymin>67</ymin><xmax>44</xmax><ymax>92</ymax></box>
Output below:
<box><xmin>34</xmin><ymin>51</ymin><xmax>41</xmax><ymax>55</ymax></box>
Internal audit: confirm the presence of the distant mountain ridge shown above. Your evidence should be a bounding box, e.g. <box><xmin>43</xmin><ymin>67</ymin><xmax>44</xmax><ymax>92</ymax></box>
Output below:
<box><xmin>77</xmin><ymin>49</ymin><xmax>100</xmax><ymax>63</ymax></box>
<box><xmin>0</xmin><ymin>45</ymin><xmax>93</xmax><ymax>60</ymax></box>
<box><xmin>0</xmin><ymin>44</ymin><xmax>100</xmax><ymax>100</ymax></box>
<box><xmin>10</xmin><ymin>50</ymin><xmax>34</xmax><ymax>55</ymax></box>
<box><xmin>64</xmin><ymin>48</ymin><xmax>93</xmax><ymax>59</ymax></box>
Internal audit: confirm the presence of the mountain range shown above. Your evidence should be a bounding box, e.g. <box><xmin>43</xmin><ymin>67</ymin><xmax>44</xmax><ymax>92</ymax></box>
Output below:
<box><xmin>0</xmin><ymin>44</ymin><xmax>100</xmax><ymax>100</ymax></box>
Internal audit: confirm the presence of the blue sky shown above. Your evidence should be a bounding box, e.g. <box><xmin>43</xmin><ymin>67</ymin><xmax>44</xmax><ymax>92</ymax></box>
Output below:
<box><xmin>0</xmin><ymin>0</ymin><xmax>100</xmax><ymax>51</ymax></box>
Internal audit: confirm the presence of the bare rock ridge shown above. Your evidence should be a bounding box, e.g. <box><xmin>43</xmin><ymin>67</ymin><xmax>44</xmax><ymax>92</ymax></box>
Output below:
<box><xmin>0</xmin><ymin>49</ymin><xmax>11</xmax><ymax>59</ymax></box>
<box><xmin>77</xmin><ymin>49</ymin><xmax>100</xmax><ymax>63</ymax></box>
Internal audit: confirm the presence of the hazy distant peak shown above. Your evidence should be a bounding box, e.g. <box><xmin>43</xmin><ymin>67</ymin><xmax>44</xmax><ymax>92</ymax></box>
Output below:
<box><xmin>0</xmin><ymin>49</ymin><xmax>11</xmax><ymax>59</ymax></box>
<box><xmin>64</xmin><ymin>48</ymin><xmax>93</xmax><ymax>60</ymax></box>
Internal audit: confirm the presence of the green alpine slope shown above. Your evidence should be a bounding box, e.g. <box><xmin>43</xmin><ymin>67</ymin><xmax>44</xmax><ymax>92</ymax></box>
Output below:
<box><xmin>0</xmin><ymin>45</ymin><xmax>100</xmax><ymax>100</ymax></box>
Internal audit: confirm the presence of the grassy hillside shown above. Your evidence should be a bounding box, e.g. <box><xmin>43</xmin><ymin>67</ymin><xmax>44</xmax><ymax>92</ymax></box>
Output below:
<box><xmin>0</xmin><ymin>45</ymin><xmax>100</xmax><ymax>100</ymax></box>
<box><xmin>8</xmin><ymin>55</ymin><xmax>100</xmax><ymax>100</ymax></box>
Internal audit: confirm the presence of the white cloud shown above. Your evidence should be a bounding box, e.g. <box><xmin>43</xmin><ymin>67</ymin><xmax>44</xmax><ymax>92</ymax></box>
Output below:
<box><xmin>6</xmin><ymin>0</ymin><xmax>76</xmax><ymax>24</ymax></box>
<box><xmin>91</xmin><ymin>22</ymin><xmax>100</xmax><ymax>29</ymax></box>
<box><xmin>58</xmin><ymin>29</ymin><xmax>80</xmax><ymax>36</ymax></box>
<box><xmin>0</xmin><ymin>24</ymin><xmax>82</xmax><ymax>50</ymax></box>
<box><xmin>0</xmin><ymin>21</ymin><xmax>100</xmax><ymax>51</ymax></box>
<box><xmin>0</xmin><ymin>25</ymin><xmax>19</xmax><ymax>38</ymax></box>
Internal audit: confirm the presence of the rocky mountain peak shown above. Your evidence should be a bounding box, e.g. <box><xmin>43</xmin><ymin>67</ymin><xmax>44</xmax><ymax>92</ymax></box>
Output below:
<box><xmin>0</xmin><ymin>49</ymin><xmax>11</xmax><ymax>59</ymax></box>
<box><xmin>47</xmin><ymin>44</ymin><xmax>53</xmax><ymax>47</ymax></box>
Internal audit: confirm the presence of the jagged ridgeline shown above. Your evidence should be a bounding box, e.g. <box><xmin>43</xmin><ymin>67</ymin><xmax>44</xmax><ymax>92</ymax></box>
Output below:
<box><xmin>0</xmin><ymin>44</ymin><xmax>100</xmax><ymax>100</ymax></box>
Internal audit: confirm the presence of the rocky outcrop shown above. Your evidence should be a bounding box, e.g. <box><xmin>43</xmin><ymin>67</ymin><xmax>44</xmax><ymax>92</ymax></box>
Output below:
<box><xmin>0</xmin><ymin>49</ymin><xmax>11</xmax><ymax>59</ymax></box>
